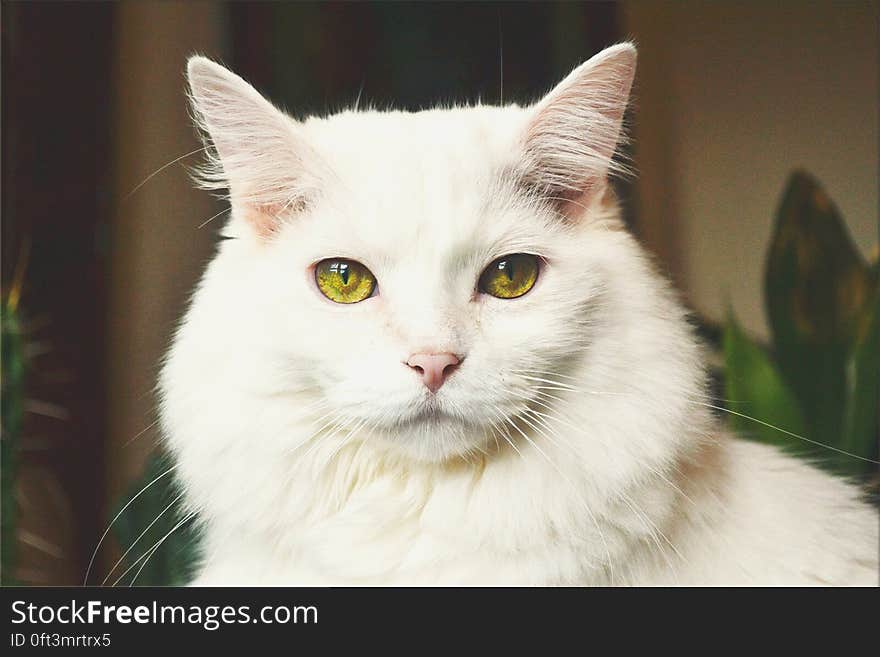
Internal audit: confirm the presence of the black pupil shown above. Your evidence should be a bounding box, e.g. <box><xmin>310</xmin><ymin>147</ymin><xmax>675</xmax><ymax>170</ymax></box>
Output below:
<box><xmin>331</xmin><ymin>262</ymin><xmax>351</xmax><ymax>285</ymax></box>
<box><xmin>498</xmin><ymin>259</ymin><xmax>513</xmax><ymax>281</ymax></box>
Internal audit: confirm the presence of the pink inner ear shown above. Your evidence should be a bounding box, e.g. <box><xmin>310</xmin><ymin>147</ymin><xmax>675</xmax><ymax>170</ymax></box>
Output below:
<box><xmin>239</xmin><ymin>198</ymin><xmax>305</xmax><ymax>239</ymax></box>
<box><xmin>242</xmin><ymin>206</ymin><xmax>280</xmax><ymax>238</ymax></box>
<box><xmin>558</xmin><ymin>187</ymin><xmax>598</xmax><ymax>220</ymax></box>
<box><xmin>556</xmin><ymin>183</ymin><xmax>623</xmax><ymax>224</ymax></box>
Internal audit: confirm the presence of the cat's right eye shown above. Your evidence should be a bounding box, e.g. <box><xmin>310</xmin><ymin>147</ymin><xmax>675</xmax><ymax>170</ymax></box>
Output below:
<box><xmin>315</xmin><ymin>259</ymin><xmax>377</xmax><ymax>304</ymax></box>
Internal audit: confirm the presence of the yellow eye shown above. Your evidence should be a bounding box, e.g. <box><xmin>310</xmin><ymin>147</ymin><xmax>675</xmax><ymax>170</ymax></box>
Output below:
<box><xmin>478</xmin><ymin>253</ymin><xmax>539</xmax><ymax>299</ymax></box>
<box><xmin>315</xmin><ymin>259</ymin><xmax>376</xmax><ymax>304</ymax></box>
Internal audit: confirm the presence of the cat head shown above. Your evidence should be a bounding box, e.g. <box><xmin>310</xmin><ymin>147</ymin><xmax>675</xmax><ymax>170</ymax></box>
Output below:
<box><xmin>166</xmin><ymin>45</ymin><xmax>666</xmax><ymax>465</ymax></box>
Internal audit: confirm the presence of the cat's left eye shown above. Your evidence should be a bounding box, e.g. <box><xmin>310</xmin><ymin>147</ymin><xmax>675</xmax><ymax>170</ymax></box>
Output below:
<box><xmin>478</xmin><ymin>253</ymin><xmax>539</xmax><ymax>299</ymax></box>
<box><xmin>315</xmin><ymin>259</ymin><xmax>376</xmax><ymax>304</ymax></box>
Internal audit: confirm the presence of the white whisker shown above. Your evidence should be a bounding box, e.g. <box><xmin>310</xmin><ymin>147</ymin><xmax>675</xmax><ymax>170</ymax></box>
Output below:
<box><xmin>693</xmin><ymin>401</ymin><xmax>880</xmax><ymax>465</ymax></box>
<box><xmin>102</xmin><ymin>492</ymin><xmax>185</xmax><ymax>586</ymax></box>
<box><xmin>83</xmin><ymin>465</ymin><xmax>178</xmax><ymax>585</ymax></box>
<box><xmin>123</xmin><ymin>147</ymin><xmax>208</xmax><ymax>200</ymax></box>
<box><xmin>124</xmin><ymin>513</ymin><xmax>197</xmax><ymax>587</ymax></box>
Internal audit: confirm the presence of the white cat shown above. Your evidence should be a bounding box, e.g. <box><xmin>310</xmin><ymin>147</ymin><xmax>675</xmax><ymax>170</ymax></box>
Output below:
<box><xmin>160</xmin><ymin>44</ymin><xmax>878</xmax><ymax>585</ymax></box>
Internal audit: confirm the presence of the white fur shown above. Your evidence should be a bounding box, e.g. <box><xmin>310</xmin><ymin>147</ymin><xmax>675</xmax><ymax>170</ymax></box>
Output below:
<box><xmin>160</xmin><ymin>45</ymin><xmax>878</xmax><ymax>586</ymax></box>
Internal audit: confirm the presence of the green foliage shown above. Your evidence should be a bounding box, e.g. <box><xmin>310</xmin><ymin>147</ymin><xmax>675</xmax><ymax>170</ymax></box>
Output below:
<box><xmin>110</xmin><ymin>452</ymin><xmax>200</xmax><ymax>586</ymax></box>
<box><xmin>1</xmin><ymin>298</ymin><xmax>25</xmax><ymax>585</ymax></box>
<box><xmin>841</xmin><ymin>285</ymin><xmax>880</xmax><ymax>467</ymax></box>
<box><xmin>723</xmin><ymin>313</ymin><xmax>807</xmax><ymax>448</ymax></box>
<box><xmin>725</xmin><ymin>171</ymin><xmax>879</xmax><ymax>477</ymax></box>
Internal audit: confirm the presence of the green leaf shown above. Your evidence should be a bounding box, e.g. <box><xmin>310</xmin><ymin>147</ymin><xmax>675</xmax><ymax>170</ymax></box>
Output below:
<box><xmin>111</xmin><ymin>451</ymin><xmax>201</xmax><ymax>586</ymax></box>
<box><xmin>838</xmin><ymin>284</ymin><xmax>880</xmax><ymax>476</ymax></box>
<box><xmin>1</xmin><ymin>299</ymin><xmax>25</xmax><ymax>585</ymax></box>
<box><xmin>764</xmin><ymin>171</ymin><xmax>877</xmax><ymax>452</ymax></box>
<box><xmin>723</xmin><ymin>312</ymin><xmax>808</xmax><ymax>452</ymax></box>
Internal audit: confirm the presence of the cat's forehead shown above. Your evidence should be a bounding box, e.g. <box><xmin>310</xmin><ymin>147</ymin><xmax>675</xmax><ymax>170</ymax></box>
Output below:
<box><xmin>302</xmin><ymin>106</ymin><xmax>525</xmax><ymax>191</ymax></box>
<box><xmin>298</xmin><ymin>106</ymin><xmax>533</xmax><ymax>254</ymax></box>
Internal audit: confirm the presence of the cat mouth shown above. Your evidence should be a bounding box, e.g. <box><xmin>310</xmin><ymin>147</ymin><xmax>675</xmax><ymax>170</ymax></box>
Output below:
<box><xmin>396</xmin><ymin>400</ymin><xmax>461</xmax><ymax>427</ymax></box>
<box><xmin>402</xmin><ymin>408</ymin><xmax>454</xmax><ymax>425</ymax></box>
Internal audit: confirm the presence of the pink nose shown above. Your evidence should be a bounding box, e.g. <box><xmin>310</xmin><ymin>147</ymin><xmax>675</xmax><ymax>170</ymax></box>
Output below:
<box><xmin>406</xmin><ymin>352</ymin><xmax>461</xmax><ymax>393</ymax></box>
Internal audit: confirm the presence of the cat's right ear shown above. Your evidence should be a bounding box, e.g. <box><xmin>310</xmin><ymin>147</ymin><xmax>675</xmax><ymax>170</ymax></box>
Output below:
<box><xmin>186</xmin><ymin>56</ymin><xmax>324</xmax><ymax>236</ymax></box>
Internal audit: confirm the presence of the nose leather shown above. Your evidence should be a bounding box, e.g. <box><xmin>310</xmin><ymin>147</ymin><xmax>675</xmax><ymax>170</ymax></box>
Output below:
<box><xmin>406</xmin><ymin>352</ymin><xmax>461</xmax><ymax>393</ymax></box>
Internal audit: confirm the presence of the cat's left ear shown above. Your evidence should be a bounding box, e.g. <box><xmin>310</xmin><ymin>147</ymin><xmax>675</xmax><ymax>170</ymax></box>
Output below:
<box><xmin>520</xmin><ymin>43</ymin><xmax>636</xmax><ymax>216</ymax></box>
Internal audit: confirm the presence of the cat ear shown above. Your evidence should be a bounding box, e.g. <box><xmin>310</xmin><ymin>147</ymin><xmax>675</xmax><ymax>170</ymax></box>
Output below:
<box><xmin>520</xmin><ymin>43</ymin><xmax>636</xmax><ymax>215</ymax></box>
<box><xmin>186</xmin><ymin>56</ymin><xmax>323</xmax><ymax>235</ymax></box>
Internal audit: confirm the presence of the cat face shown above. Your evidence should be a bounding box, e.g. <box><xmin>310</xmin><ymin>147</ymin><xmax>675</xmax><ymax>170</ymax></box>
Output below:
<box><xmin>177</xmin><ymin>45</ymin><xmax>637</xmax><ymax>462</ymax></box>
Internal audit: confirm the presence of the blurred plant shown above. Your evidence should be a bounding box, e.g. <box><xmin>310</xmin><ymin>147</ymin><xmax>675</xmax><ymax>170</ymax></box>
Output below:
<box><xmin>2</xmin><ymin>243</ymin><xmax>74</xmax><ymax>586</ymax></box>
<box><xmin>1</xmin><ymin>248</ymin><xmax>29</xmax><ymax>585</ymax></box>
<box><xmin>110</xmin><ymin>171</ymin><xmax>878</xmax><ymax>586</ymax></box>
<box><xmin>107</xmin><ymin>453</ymin><xmax>200</xmax><ymax>586</ymax></box>
<box><xmin>724</xmin><ymin>171</ymin><xmax>879</xmax><ymax>479</ymax></box>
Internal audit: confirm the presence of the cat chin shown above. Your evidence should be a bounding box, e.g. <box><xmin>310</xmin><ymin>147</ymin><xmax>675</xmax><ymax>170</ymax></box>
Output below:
<box><xmin>365</xmin><ymin>413</ymin><xmax>493</xmax><ymax>464</ymax></box>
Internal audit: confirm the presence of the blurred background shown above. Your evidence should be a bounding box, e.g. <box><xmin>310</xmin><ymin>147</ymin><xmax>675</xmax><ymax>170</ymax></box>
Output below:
<box><xmin>2</xmin><ymin>1</ymin><xmax>877</xmax><ymax>584</ymax></box>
